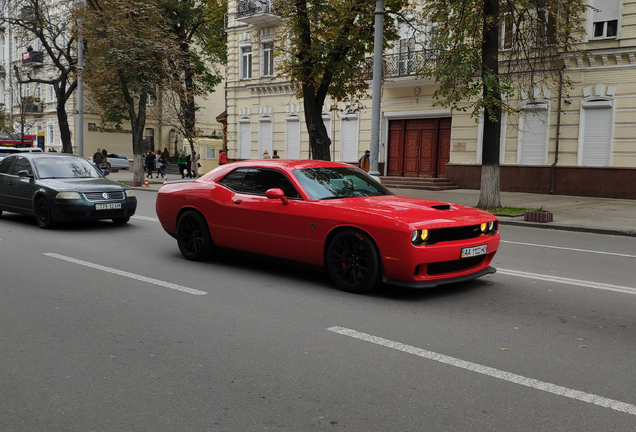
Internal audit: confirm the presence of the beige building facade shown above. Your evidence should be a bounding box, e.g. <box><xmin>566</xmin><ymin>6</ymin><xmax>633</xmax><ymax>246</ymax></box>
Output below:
<box><xmin>225</xmin><ymin>0</ymin><xmax>636</xmax><ymax>199</ymax></box>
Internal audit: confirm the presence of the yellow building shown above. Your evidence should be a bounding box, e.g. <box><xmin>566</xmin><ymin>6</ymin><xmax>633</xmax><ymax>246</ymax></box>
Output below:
<box><xmin>225</xmin><ymin>0</ymin><xmax>636</xmax><ymax>199</ymax></box>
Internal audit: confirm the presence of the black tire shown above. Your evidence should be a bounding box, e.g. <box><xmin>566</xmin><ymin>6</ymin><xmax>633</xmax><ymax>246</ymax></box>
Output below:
<box><xmin>0</xmin><ymin>209</ymin><xmax>2</xmax><ymax>218</ymax></box>
<box><xmin>112</xmin><ymin>216</ymin><xmax>130</xmax><ymax>224</ymax></box>
<box><xmin>326</xmin><ymin>229</ymin><xmax>380</xmax><ymax>294</ymax></box>
<box><xmin>177</xmin><ymin>211</ymin><xmax>214</xmax><ymax>261</ymax></box>
<box><xmin>35</xmin><ymin>198</ymin><xmax>56</xmax><ymax>229</ymax></box>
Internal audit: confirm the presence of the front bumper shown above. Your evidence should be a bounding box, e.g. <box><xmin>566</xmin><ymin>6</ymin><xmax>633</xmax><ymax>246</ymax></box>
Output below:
<box><xmin>49</xmin><ymin>197</ymin><xmax>137</xmax><ymax>221</ymax></box>
<box><xmin>380</xmin><ymin>234</ymin><xmax>500</xmax><ymax>288</ymax></box>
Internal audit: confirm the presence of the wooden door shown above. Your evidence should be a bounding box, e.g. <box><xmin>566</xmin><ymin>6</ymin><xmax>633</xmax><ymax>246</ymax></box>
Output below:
<box><xmin>436</xmin><ymin>118</ymin><xmax>452</xmax><ymax>177</ymax></box>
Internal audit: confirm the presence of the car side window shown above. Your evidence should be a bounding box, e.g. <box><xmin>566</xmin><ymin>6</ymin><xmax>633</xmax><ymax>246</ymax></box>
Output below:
<box><xmin>0</xmin><ymin>157</ymin><xmax>15</xmax><ymax>174</ymax></box>
<box><xmin>12</xmin><ymin>157</ymin><xmax>33</xmax><ymax>176</ymax></box>
<box><xmin>219</xmin><ymin>168</ymin><xmax>249</xmax><ymax>191</ymax></box>
<box><xmin>241</xmin><ymin>168</ymin><xmax>300</xmax><ymax>199</ymax></box>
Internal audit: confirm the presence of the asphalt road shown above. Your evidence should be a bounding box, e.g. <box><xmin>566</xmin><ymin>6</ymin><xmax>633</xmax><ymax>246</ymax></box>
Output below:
<box><xmin>1</xmin><ymin>192</ymin><xmax>635</xmax><ymax>431</ymax></box>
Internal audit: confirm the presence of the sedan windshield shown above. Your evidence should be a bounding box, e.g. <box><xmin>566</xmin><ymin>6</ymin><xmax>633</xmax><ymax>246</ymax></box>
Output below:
<box><xmin>34</xmin><ymin>157</ymin><xmax>101</xmax><ymax>179</ymax></box>
<box><xmin>294</xmin><ymin>167</ymin><xmax>393</xmax><ymax>200</ymax></box>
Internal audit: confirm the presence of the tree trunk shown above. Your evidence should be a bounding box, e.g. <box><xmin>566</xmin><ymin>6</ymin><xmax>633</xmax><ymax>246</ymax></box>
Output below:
<box><xmin>477</xmin><ymin>0</ymin><xmax>502</xmax><ymax>210</ymax></box>
<box><xmin>57</xmin><ymin>97</ymin><xmax>73</xmax><ymax>154</ymax></box>
<box><xmin>302</xmin><ymin>85</ymin><xmax>331</xmax><ymax>161</ymax></box>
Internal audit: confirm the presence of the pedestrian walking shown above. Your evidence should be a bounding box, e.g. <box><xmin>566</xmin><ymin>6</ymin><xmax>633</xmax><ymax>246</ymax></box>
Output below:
<box><xmin>191</xmin><ymin>151</ymin><xmax>200</xmax><ymax>178</ymax></box>
<box><xmin>186</xmin><ymin>152</ymin><xmax>192</xmax><ymax>178</ymax></box>
<box><xmin>93</xmin><ymin>148</ymin><xmax>103</xmax><ymax>170</ymax></box>
<box><xmin>146</xmin><ymin>151</ymin><xmax>156</xmax><ymax>178</ymax></box>
<box><xmin>178</xmin><ymin>150</ymin><xmax>187</xmax><ymax>178</ymax></box>
<box><xmin>156</xmin><ymin>151</ymin><xmax>166</xmax><ymax>178</ymax></box>
<box><xmin>358</xmin><ymin>150</ymin><xmax>370</xmax><ymax>173</ymax></box>
<box><xmin>262</xmin><ymin>149</ymin><xmax>271</xmax><ymax>159</ymax></box>
<box><xmin>272</xmin><ymin>150</ymin><xmax>280</xmax><ymax>159</ymax></box>
<box><xmin>219</xmin><ymin>149</ymin><xmax>228</xmax><ymax>165</ymax></box>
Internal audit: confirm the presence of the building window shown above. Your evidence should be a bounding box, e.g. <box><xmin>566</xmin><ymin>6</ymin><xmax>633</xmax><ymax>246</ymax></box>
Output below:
<box><xmin>578</xmin><ymin>99</ymin><xmax>613</xmax><ymax>167</ymax></box>
<box><xmin>285</xmin><ymin>117</ymin><xmax>301</xmax><ymax>159</ymax></box>
<box><xmin>48</xmin><ymin>83</ymin><xmax>55</xmax><ymax>102</ymax></box>
<box><xmin>262</xmin><ymin>42</ymin><xmax>274</xmax><ymax>77</ymax></box>
<box><xmin>238</xmin><ymin>120</ymin><xmax>251</xmax><ymax>159</ymax></box>
<box><xmin>340</xmin><ymin>114</ymin><xmax>359</xmax><ymax>162</ymax></box>
<box><xmin>518</xmin><ymin>105</ymin><xmax>549</xmax><ymax>165</ymax></box>
<box><xmin>591</xmin><ymin>0</ymin><xmax>619</xmax><ymax>39</ymax></box>
<box><xmin>241</xmin><ymin>46</ymin><xmax>252</xmax><ymax>79</ymax></box>
<box><xmin>534</xmin><ymin>8</ymin><xmax>557</xmax><ymax>46</ymax></box>
<box><xmin>500</xmin><ymin>12</ymin><xmax>514</xmax><ymax>50</ymax></box>
<box><xmin>47</xmin><ymin>123</ymin><xmax>55</xmax><ymax>145</ymax></box>
<box><xmin>259</xmin><ymin>117</ymin><xmax>273</xmax><ymax>158</ymax></box>
<box><xmin>147</xmin><ymin>93</ymin><xmax>156</xmax><ymax>106</ymax></box>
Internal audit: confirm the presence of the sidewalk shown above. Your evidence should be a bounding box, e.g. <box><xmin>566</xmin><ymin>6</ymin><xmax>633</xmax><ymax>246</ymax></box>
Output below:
<box><xmin>108</xmin><ymin>169</ymin><xmax>636</xmax><ymax>238</ymax></box>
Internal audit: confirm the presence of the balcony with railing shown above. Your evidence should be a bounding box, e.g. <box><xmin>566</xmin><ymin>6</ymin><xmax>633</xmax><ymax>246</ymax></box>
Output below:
<box><xmin>365</xmin><ymin>50</ymin><xmax>440</xmax><ymax>80</ymax></box>
<box><xmin>236</xmin><ymin>0</ymin><xmax>282</xmax><ymax>28</ymax></box>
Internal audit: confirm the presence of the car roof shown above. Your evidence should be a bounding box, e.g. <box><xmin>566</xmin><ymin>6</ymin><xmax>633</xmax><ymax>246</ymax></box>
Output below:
<box><xmin>2</xmin><ymin>152</ymin><xmax>83</xmax><ymax>160</ymax></box>
<box><xmin>222</xmin><ymin>159</ymin><xmax>355</xmax><ymax>170</ymax></box>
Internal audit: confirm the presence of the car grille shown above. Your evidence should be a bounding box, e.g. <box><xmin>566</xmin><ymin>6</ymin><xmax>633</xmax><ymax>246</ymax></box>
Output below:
<box><xmin>426</xmin><ymin>223</ymin><xmax>497</xmax><ymax>245</ymax></box>
<box><xmin>84</xmin><ymin>191</ymin><xmax>125</xmax><ymax>201</ymax></box>
<box><xmin>426</xmin><ymin>256</ymin><xmax>484</xmax><ymax>276</ymax></box>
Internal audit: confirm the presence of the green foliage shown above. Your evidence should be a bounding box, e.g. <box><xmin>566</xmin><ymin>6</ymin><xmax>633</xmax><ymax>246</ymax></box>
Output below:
<box><xmin>420</xmin><ymin>0</ymin><xmax>587</xmax><ymax>119</ymax></box>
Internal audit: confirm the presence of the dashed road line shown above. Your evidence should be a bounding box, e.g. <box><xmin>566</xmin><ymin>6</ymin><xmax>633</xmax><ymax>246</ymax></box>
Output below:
<box><xmin>328</xmin><ymin>326</ymin><xmax>636</xmax><ymax>417</ymax></box>
<box><xmin>43</xmin><ymin>253</ymin><xmax>206</xmax><ymax>296</ymax></box>
<box><xmin>132</xmin><ymin>215</ymin><xmax>160</xmax><ymax>222</ymax></box>
<box><xmin>497</xmin><ymin>268</ymin><xmax>636</xmax><ymax>296</ymax></box>
<box><xmin>501</xmin><ymin>240</ymin><xmax>636</xmax><ymax>259</ymax></box>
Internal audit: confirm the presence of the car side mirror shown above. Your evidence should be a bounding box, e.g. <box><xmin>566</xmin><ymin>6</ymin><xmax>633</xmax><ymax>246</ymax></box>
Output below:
<box><xmin>266</xmin><ymin>188</ymin><xmax>289</xmax><ymax>205</ymax></box>
<box><xmin>17</xmin><ymin>170</ymin><xmax>33</xmax><ymax>179</ymax></box>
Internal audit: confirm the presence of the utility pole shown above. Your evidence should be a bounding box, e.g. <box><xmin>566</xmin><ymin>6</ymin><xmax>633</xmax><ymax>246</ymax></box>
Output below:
<box><xmin>369</xmin><ymin>0</ymin><xmax>384</xmax><ymax>176</ymax></box>
<box><xmin>77</xmin><ymin>0</ymin><xmax>85</xmax><ymax>156</ymax></box>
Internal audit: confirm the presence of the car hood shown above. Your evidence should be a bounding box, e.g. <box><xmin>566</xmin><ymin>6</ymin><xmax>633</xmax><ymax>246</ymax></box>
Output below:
<box><xmin>38</xmin><ymin>178</ymin><xmax>128</xmax><ymax>192</ymax></box>
<box><xmin>322</xmin><ymin>195</ymin><xmax>494</xmax><ymax>228</ymax></box>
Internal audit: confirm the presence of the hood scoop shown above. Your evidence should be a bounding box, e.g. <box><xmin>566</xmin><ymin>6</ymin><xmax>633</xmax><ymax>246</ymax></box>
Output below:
<box><xmin>431</xmin><ymin>204</ymin><xmax>452</xmax><ymax>211</ymax></box>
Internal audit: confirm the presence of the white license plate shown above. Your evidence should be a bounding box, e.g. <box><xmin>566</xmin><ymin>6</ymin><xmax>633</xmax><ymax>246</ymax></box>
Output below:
<box><xmin>461</xmin><ymin>244</ymin><xmax>487</xmax><ymax>258</ymax></box>
<box><xmin>95</xmin><ymin>203</ymin><xmax>122</xmax><ymax>210</ymax></box>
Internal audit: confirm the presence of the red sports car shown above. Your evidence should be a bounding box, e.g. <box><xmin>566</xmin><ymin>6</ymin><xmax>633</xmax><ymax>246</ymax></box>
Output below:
<box><xmin>156</xmin><ymin>160</ymin><xmax>499</xmax><ymax>293</ymax></box>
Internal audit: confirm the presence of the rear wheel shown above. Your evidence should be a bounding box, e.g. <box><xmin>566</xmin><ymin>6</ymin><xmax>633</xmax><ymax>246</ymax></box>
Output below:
<box><xmin>177</xmin><ymin>211</ymin><xmax>214</xmax><ymax>261</ymax></box>
<box><xmin>326</xmin><ymin>229</ymin><xmax>380</xmax><ymax>294</ymax></box>
<box><xmin>35</xmin><ymin>198</ymin><xmax>56</xmax><ymax>229</ymax></box>
<box><xmin>112</xmin><ymin>216</ymin><xmax>130</xmax><ymax>224</ymax></box>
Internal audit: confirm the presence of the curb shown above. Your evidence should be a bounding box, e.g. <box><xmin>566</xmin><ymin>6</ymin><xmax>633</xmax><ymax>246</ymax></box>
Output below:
<box><xmin>498</xmin><ymin>218</ymin><xmax>636</xmax><ymax>238</ymax></box>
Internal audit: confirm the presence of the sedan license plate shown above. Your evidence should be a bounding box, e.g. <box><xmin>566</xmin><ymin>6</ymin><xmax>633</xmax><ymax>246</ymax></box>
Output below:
<box><xmin>95</xmin><ymin>203</ymin><xmax>122</xmax><ymax>210</ymax></box>
<box><xmin>461</xmin><ymin>244</ymin><xmax>487</xmax><ymax>258</ymax></box>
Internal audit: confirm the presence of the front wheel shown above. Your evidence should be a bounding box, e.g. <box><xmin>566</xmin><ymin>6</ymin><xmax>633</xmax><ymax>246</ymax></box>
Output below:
<box><xmin>35</xmin><ymin>198</ymin><xmax>56</xmax><ymax>229</ymax></box>
<box><xmin>326</xmin><ymin>229</ymin><xmax>380</xmax><ymax>294</ymax></box>
<box><xmin>177</xmin><ymin>211</ymin><xmax>214</xmax><ymax>261</ymax></box>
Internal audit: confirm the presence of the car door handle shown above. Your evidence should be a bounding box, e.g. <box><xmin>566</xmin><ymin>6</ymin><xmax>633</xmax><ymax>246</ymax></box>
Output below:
<box><xmin>233</xmin><ymin>200</ymin><xmax>242</xmax><ymax>205</ymax></box>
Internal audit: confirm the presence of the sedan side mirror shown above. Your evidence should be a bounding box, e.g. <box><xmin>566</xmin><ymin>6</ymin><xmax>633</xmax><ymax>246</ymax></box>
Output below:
<box><xmin>17</xmin><ymin>170</ymin><xmax>33</xmax><ymax>179</ymax></box>
<box><xmin>265</xmin><ymin>188</ymin><xmax>289</xmax><ymax>205</ymax></box>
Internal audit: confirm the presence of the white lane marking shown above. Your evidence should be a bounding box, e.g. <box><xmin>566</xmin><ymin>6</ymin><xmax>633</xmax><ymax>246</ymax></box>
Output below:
<box><xmin>497</xmin><ymin>268</ymin><xmax>636</xmax><ymax>296</ymax></box>
<box><xmin>501</xmin><ymin>240</ymin><xmax>636</xmax><ymax>259</ymax></box>
<box><xmin>132</xmin><ymin>215</ymin><xmax>160</xmax><ymax>222</ymax></box>
<box><xmin>43</xmin><ymin>253</ymin><xmax>206</xmax><ymax>296</ymax></box>
<box><xmin>328</xmin><ymin>326</ymin><xmax>636</xmax><ymax>416</ymax></box>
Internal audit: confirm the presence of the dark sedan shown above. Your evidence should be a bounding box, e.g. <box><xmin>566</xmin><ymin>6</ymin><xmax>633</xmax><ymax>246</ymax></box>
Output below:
<box><xmin>0</xmin><ymin>153</ymin><xmax>137</xmax><ymax>228</ymax></box>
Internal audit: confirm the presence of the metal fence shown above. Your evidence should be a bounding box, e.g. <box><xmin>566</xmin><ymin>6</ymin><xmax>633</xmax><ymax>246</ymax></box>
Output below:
<box><xmin>365</xmin><ymin>50</ymin><xmax>440</xmax><ymax>79</ymax></box>
<box><xmin>237</xmin><ymin>0</ymin><xmax>277</xmax><ymax>18</ymax></box>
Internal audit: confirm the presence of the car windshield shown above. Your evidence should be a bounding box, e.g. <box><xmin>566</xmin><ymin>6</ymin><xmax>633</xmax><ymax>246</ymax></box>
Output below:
<box><xmin>34</xmin><ymin>157</ymin><xmax>101</xmax><ymax>179</ymax></box>
<box><xmin>294</xmin><ymin>167</ymin><xmax>393</xmax><ymax>200</ymax></box>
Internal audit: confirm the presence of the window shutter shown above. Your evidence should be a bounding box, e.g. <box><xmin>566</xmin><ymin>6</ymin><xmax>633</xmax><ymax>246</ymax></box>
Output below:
<box><xmin>340</xmin><ymin>116</ymin><xmax>359</xmax><ymax>162</ymax></box>
<box><xmin>260</xmin><ymin>120</ymin><xmax>273</xmax><ymax>156</ymax></box>
<box><xmin>593</xmin><ymin>0</ymin><xmax>619</xmax><ymax>22</ymax></box>
<box><xmin>238</xmin><ymin>121</ymin><xmax>251</xmax><ymax>159</ymax></box>
<box><xmin>285</xmin><ymin>119</ymin><xmax>301</xmax><ymax>159</ymax></box>
<box><xmin>582</xmin><ymin>106</ymin><xmax>612</xmax><ymax>167</ymax></box>
<box><xmin>520</xmin><ymin>109</ymin><xmax>548</xmax><ymax>165</ymax></box>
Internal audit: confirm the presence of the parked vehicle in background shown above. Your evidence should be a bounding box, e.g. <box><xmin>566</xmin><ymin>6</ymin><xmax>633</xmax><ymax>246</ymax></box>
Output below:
<box><xmin>0</xmin><ymin>146</ymin><xmax>43</xmax><ymax>161</ymax></box>
<box><xmin>107</xmin><ymin>153</ymin><xmax>133</xmax><ymax>170</ymax></box>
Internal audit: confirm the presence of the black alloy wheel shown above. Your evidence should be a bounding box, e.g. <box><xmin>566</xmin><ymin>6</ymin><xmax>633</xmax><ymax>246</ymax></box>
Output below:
<box><xmin>35</xmin><ymin>198</ymin><xmax>56</xmax><ymax>229</ymax></box>
<box><xmin>177</xmin><ymin>211</ymin><xmax>214</xmax><ymax>261</ymax></box>
<box><xmin>112</xmin><ymin>216</ymin><xmax>130</xmax><ymax>224</ymax></box>
<box><xmin>326</xmin><ymin>229</ymin><xmax>380</xmax><ymax>294</ymax></box>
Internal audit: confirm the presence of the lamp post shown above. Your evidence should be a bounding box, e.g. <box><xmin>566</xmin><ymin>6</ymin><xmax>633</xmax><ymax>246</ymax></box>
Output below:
<box><xmin>369</xmin><ymin>0</ymin><xmax>384</xmax><ymax>176</ymax></box>
<box><xmin>77</xmin><ymin>0</ymin><xmax>85</xmax><ymax>157</ymax></box>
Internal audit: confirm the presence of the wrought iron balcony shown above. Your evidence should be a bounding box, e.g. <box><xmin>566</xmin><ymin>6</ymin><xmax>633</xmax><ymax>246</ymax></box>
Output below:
<box><xmin>22</xmin><ymin>50</ymin><xmax>44</xmax><ymax>67</ymax></box>
<box><xmin>236</xmin><ymin>0</ymin><xmax>282</xmax><ymax>28</ymax></box>
<box><xmin>365</xmin><ymin>50</ymin><xmax>440</xmax><ymax>79</ymax></box>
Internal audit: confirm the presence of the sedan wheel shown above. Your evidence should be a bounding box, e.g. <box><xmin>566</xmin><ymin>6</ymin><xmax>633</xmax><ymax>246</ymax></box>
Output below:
<box><xmin>35</xmin><ymin>198</ymin><xmax>56</xmax><ymax>229</ymax></box>
<box><xmin>327</xmin><ymin>229</ymin><xmax>380</xmax><ymax>294</ymax></box>
<box><xmin>177</xmin><ymin>211</ymin><xmax>214</xmax><ymax>261</ymax></box>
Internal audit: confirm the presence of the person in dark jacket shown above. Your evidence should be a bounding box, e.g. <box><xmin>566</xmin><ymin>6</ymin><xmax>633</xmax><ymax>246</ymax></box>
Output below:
<box><xmin>146</xmin><ymin>151</ymin><xmax>156</xmax><ymax>178</ymax></box>
<box><xmin>177</xmin><ymin>150</ymin><xmax>187</xmax><ymax>178</ymax></box>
